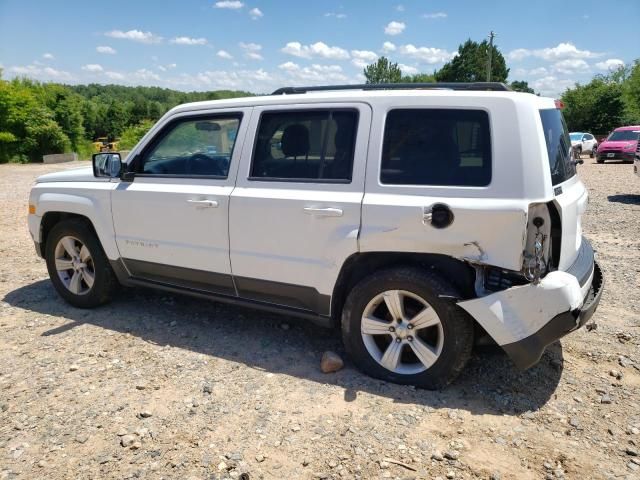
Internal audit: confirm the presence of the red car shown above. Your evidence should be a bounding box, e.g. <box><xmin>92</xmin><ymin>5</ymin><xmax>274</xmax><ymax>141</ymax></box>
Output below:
<box><xmin>596</xmin><ymin>126</ymin><xmax>640</xmax><ymax>163</ymax></box>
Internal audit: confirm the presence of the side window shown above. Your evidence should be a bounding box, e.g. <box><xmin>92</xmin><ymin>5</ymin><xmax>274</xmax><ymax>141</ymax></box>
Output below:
<box><xmin>250</xmin><ymin>109</ymin><xmax>358</xmax><ymax>182</ymax></box>
<box><xmin>140</xmin><ymin>115</ymin><xmax>241</xmax><ymax>177</ymax></box>
<box><xmin>381</xmin><ymin>109</ymin><xmax>491</xmax><ymax>187</ymax></box>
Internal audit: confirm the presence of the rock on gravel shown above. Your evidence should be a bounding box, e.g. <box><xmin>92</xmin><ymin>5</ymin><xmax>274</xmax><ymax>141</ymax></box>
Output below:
<box><xmin>320</xmin><ymin>351</ymin><xmax>344</xmax><ymax>373</ymax></box>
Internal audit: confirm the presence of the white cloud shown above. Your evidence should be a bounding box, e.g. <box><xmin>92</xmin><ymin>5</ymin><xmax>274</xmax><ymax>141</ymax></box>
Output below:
<box><xmin>399</xmin><ymin>64</ymin><xmax>419</xmax><ymax>75</ymax></box>
<box><xmin>96</xmin><ymin>46</ymin><xmax>117</xmax><ymax>54</ymax></box>
<box><xmin>134</xmin><ymin>68</ymin><xmax>161</xmax><ymax>82</ymax></box>
<box><xmin>239</xmin><ymin>42</ymin><xmax>263</xmax><ymax>60</ymax></box>
<box><xmin>170</xmin><ymin>36</ymin><xmax>208</xmax><ymax>45</ymax></box>
<box><xmin>351</xmin><ymin>50</ymin><xmax>378</xmax><ymax>69</ymax></box>
<box><xmin>82</xmin><ymin>64</ymin><xmax>104</xmax><ymax>72</ymax></box>
<box><xmin>553</xmin><ymin>58</ymin><xmax>590</xmax><ymax>74</ymax></box>
<box><xmin>214</xmin><ymin>0</ymin><xmax>244</xmax><ymax>9</ymax></box>
<box><xmin>106</xmin><ymin>29</ymin><xmax>162</xmax><ymax>44</ymax></box>
<box><xmin>324</xmin><ymin>12</ymin><xmax>347</xmax><ymax>19</ymax></box>
<box><xmin>157</xmin><ymin>63</ymin><xmax>177</xmax><ymax>72</ymax></box>
<box><xmin>382</xmin><ymin>41</ymin><xmax>396</xmax><ymax>53</ymax></box>
<box><xmin>529</xmin><ymin>67</ymin><xmax>549</xmax><ymax>76</ymax></box>
<box><xmin>530</xmin><ymin>75</ymin><xmax>575</xmax><ymax>97</ymax></box>
<box><xmin>249</xmin><ymin>7</ymin><xmax>263</xmax><ymax>19</ymax></box>
<box><xmin>595</xmin><ymin>58</ymin><xmax>625</xmax><ymax>71</ymax></box>
<box><xmin>105</xmin><ymin>71</ymin><xmax>125</xmax><ymax>80</ymax></box>
<box><xmin>384</xmin><ymin>21</ymin><xmax>406</xmax><ymax>36</ymax></box>
<box><xmin>281</xmin><ymin>41</ymin><xmax>350</xmax><ymax>60</ymax></box>
<box><xmin>422</xmin><ymin>12</ymin><xmax>447</xmax><ymax>19</ymax></box>
<box><xmin>396</xmin><ymin>5</ymin><xmax>405</xmax><ymax>12</ymax></box>
<box><xmin>398</xmin><ymin>44</ymin><xmax>454</xmax><ymax>64</ymax></box>
<box><xmin>278</xmin><ymin>62</ymin><xmax>348</xmax><ymax>84</ymax></box>
<box><xmin>9</xmin><ymin>64</ymin><xmax>73</xmax><ymax>81</ymax></box>
<box><xmin>508</xmin><ymin>42</ymin><xmax>601</xmax><ymax>61</ymax></box>
<box><xmin>42</xmin><ymin>53</ymin><xmax>54</xmax><ymax>60</ymax></box>
<box><xmin>217</xmin><ymin>49</ymin><xmax>233</xmax><ymax>59</ymax></box>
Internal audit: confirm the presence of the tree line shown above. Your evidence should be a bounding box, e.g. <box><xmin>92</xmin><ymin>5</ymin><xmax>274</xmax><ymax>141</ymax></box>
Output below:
<box><xmin>0</xmin><ymin>71</ymin><xmax>250</xmax><ymax>163</ymax></box>
<box><xmin>364</xmin><ymin>38</ymin><xmax>640</xmax><ymax>134</ymax></box>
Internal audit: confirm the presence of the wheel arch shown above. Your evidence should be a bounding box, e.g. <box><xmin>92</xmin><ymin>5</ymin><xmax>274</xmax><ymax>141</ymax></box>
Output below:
<box><xmin>36</xmin><ymin>192</ymin><xmax>118</xmax><ymax>260</ymax></box>
<box><xmin>330</xmin><ymin>252</ymin><xmax>477</xmax><ymax>325</ymax></box>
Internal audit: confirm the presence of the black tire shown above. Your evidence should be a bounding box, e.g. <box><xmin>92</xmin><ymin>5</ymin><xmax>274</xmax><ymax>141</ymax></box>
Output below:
<box><xmin>45</xmin><ymin>219</ymin><xmax>117</xmax><ymax>308</ymax></box>
<box><xmin>576</xmin><ymin>146</ymin><xmax>582</xmax><ymax>157</ymax></box>
<box><xmin>341</xmin><ymin>267</ymin><xmax>474</xmax><ymax>389</ymax></box>
<box><xmin>597</xmin><ymin>157</ymin><xmax>604</xmax><ymax>164</ymax></box>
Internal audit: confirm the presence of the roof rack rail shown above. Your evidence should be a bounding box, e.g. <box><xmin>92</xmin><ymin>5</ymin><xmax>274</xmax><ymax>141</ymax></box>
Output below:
<box><xmin>271</xmin><ymin>82</ymin><xmax>511</xmax><ymax>95</ymax></box>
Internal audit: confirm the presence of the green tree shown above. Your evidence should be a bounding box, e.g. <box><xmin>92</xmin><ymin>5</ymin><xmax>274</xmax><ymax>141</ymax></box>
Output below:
<box><xmin>621</xmin><ymin>60</ymin><xmax>640</xmax><ymax>124</ymax></box>
<box><xmin>363</xmin><ymin>57</ymin><xmax>402</xmax><ymax>84</ymax></box>
<box><xmin>402</xmin><ymin>73</ymin><xmax>437</xmax><ymax>83</ymax></box>
<box><xmin>119</xmin><ymin>119</ymin><xmax>155</xmax><ymax>150</ymax></box>
<box><xmin>561</xmin><ymin>79</ymin><xmax>625</xmax><ymax>133</ymax></box>
<box><xmin>435</xmin><ymin>39</ymin><xmax>509</xmax><ymax>83</ymax></box>
<box><xmin>510</xmin><ymin>80</ymin><xmax>535</xmax><ymax>93</ymax></box>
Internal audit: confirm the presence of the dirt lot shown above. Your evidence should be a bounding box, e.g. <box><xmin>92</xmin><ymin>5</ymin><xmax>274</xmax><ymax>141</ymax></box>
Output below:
<box><xmin>1</xmin><ymin>159</ymin><xmax>639</xmax><ymax>480</ymax></box>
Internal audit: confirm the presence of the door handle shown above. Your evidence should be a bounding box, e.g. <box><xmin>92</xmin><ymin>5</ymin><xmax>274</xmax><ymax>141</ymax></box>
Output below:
<box><xmin>188</xmin><ymin>199</ymin><xmax>219</xmax><ymax>208</ymax></box>
<box><xmin>303</xmin><ymin>207</ymin><xmax>343</xmax><ymax>217</ymax></box>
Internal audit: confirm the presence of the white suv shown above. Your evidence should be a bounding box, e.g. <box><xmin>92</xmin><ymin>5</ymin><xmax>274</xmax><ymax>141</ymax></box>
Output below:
<box><xmin>27</xmin><ymin>83</ymin><xmax>603</xmax><ymax>389</ymax></box>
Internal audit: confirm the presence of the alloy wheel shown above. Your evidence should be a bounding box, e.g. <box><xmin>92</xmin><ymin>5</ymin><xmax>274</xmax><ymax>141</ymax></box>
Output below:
<box><xmin>361</xmin><ymin>289</ymin><xmax>444</xmax><ymax>375</ymax></box>
<box><xmin>54</xmin><ymin>236</ymin><xmax>95</xmax><ymax>295</ymax></box>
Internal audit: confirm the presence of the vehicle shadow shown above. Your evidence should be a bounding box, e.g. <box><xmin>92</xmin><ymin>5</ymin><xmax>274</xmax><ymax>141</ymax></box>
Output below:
<box><xmin>3</xmin><ymin>280</ymin><xmax>564</xmax><ymax>416</ymax></box>
<box><xmin>608</xmin><ymin>194</ymin><xmax>640</xmax><ymax>205</ymax></box>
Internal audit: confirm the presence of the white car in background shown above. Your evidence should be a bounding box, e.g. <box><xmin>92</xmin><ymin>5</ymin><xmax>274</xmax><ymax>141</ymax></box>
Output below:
<box><xmin>570</xmin><ymin>132</ymin><xmax>598</xmax><ymax>157</ymax></box>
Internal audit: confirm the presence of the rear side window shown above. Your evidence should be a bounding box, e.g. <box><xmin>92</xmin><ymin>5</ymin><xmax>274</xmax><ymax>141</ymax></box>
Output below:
<box><xmin>539</xmin><ymin>109</ymin><xmax>575</xmax><ymax>185</ymax></box>
<box><xmin>381</xmin><ymin>109</ymin><xmax>491</xmax><ymax>186</ymax></box>
<box><xmin>250</xmin><ymin>109</ymin><xmax>358</xmax><ymax>182</ymax></box>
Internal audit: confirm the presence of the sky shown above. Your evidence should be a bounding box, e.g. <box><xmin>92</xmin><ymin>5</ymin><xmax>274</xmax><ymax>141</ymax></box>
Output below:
<box><xmin>1</xmin><ymin>0</ymin><xmax>639</xmax><ymax>97</ymax></box>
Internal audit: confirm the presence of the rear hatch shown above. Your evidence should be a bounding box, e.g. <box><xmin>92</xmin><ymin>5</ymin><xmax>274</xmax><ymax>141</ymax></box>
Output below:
<box><xmin>539</xmin><ymin>108</ymin><xmax>588</xmax><ymax>271</ymax></box>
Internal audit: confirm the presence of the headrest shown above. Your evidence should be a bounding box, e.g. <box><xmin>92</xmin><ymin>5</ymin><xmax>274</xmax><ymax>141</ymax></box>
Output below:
<box><xmin>281</xmin><ymin>124</ymin><xmax>310</xmax><ymax>157</ymax></box>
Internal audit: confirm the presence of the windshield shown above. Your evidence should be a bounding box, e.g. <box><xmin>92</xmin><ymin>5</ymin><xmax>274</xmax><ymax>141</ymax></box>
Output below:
<box><xmin>607</xmin><ymin>130</ymin><xmax>640</xmax><ymax>141</ymax></box>
<box><xmin>569</xmin><ymin>133</ymin><xmax>583</xmax><ymax>141</ymax></box>
<box><xmin>540</xmin><ymin>109</ymin><xmax>576</xmax><ymax>186</ymax></box>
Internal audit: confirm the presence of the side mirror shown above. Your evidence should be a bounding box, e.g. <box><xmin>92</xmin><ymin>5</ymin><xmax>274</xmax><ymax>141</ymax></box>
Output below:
<box><xmin>92</xmin><ymin>152</ymin><xmax>122</xmax><ymax>178</ymax></box>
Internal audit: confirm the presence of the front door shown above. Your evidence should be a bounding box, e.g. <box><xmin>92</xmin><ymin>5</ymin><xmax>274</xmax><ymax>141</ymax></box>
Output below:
<box><xmin>111</xmin><ymin>108</ymin><xmax>251</xmax><ymax>295</ymax></box>
<box><xmin>229</xmin><ymin>103</ymin><xmax>371</xmax><ymax>315</ymax></box>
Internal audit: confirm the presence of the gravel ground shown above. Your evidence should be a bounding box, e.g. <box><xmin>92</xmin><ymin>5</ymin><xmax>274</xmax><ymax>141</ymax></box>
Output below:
<box><xmin>0</xmin><ymin>158</ymin><xmax>639</xmax><ymax>480</ymax></box>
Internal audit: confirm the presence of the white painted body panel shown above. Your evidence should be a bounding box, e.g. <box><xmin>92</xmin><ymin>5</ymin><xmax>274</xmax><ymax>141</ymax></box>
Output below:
<box><xmin>229</xmin><ymin>102</ymin><xmax>371</xmax><ymax>296</ymax></box>
<box><xmin>110</xmin><ymin>107</ymin><xmax>252</xmax><ymax>275</ymax></box>
<box><xmin>28</xmin><ymin>182</ymin><xmax>119</xmax><ymax>259</ymax></box>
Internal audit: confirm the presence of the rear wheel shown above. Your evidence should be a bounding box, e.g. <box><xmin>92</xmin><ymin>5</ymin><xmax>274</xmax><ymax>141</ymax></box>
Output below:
<box><xmin>45</xmin><ymin>219</ymin><xmax>117</xmax><ymax>308</ymax></box>
<box><xmin>341</xmin><ymin>267</ymin><xmax>474</xmax><ymax>389</ymax></box>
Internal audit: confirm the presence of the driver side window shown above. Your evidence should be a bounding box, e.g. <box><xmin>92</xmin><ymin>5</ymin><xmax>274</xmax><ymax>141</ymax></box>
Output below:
<box><xmin>140</xmin><ymin>114</ymin><xmax>241</xmax><ymax>177</ymax></box>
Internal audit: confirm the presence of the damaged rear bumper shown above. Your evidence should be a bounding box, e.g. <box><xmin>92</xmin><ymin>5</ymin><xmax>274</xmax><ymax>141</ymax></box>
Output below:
<box><xmin>459</xmin><ymin>237</ymin><xmax>604</xmax><ymax>370</ymax></box>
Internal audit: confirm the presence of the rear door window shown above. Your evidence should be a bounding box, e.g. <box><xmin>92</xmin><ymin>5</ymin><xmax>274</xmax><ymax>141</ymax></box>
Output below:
<box><xmin>381</xmin><ymin>109</ymin><xmax>491</xmax><ymax>186</ymax></box>
<box><xmin>250</xmin><ymin>109</ymin><xmax>358</xmax><ymax>182</ymax></box>
<box><xmin>539</xmin><ymin>109</ymin><xmax>575</xmax><ymax>185</ymax></box>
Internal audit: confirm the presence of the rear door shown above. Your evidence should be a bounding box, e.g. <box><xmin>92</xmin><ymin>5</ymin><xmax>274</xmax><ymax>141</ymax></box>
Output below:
<box><xmin>229</xmin><ymin>103</ymin><xmax>371</xmax><ymax>315</ymax></box>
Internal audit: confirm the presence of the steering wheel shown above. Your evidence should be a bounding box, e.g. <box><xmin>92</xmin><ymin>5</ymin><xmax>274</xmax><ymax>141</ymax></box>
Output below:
<box><xmin>186</xmin><ymin>153</ymin><xmax>224</xmax><ymax>176</ymax></box>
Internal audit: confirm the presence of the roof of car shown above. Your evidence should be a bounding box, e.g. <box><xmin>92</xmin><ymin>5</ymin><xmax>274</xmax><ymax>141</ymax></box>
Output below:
<box><xmin>171</xmin><ymin>88</ymin><xmax>555</xmax><ymax>115</ymax></box>
<box><xmin>614</xmin><ymin>125</ymin><xmax>640</xmax><ymax>131</ymax></box>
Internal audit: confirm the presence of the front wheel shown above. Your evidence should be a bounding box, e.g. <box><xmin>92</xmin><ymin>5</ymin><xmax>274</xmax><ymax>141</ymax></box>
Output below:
<box><xmin>45</xmin><ymin>219</ymin><xmax>117</xmax><ymax>308</ymax></box>
<box><xmin>341</xmin><ymin>267</ymin><xmax>474</xmax><ymax>389</ymax></box>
